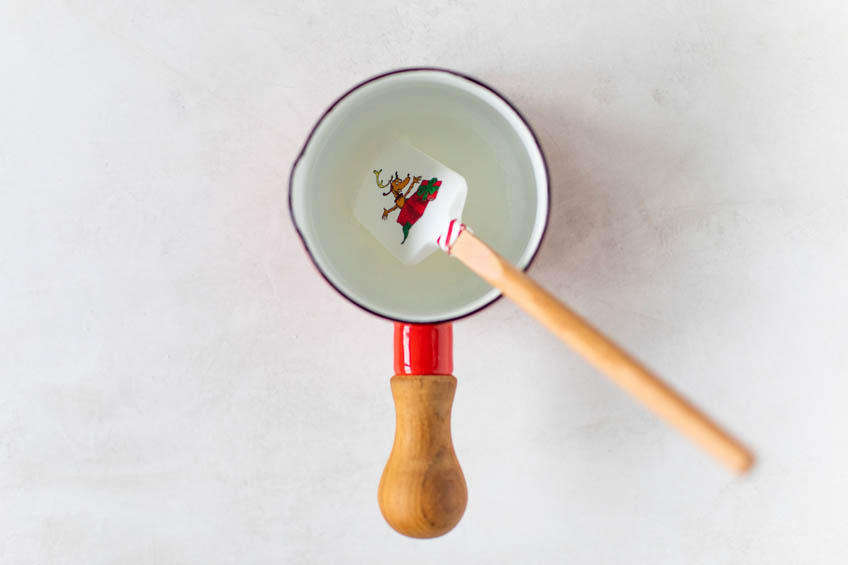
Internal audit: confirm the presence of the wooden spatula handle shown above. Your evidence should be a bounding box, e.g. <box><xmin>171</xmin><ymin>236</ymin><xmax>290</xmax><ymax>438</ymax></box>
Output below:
<box><xmin>451</xmin><ymin>229</ymin><xmax>753</xmax><ymax>473</ymax></box>
<box><xmin>378</xmin><ymin>374</ymin><xmax>467</xmax><ymax>538</ymax></box>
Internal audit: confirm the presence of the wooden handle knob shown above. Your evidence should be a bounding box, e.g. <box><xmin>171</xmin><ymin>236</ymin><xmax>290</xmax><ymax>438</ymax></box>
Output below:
<box><xmin>378</xmin><ymin>374</ymin><xmax>467</xmax><ymax>538</ymax></box>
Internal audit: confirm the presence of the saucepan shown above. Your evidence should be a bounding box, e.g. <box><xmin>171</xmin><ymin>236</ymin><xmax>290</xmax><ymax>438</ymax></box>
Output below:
<box><xmin>289</xmin><ymin>68</ymin><xmax>549</xmax><ymax>538</ymax></box>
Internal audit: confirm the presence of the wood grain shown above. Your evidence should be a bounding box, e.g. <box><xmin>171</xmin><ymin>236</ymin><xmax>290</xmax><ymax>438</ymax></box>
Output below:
<box><xmin>378</xmin><ymin>374</ymin><xmax>467</xmax><ymax>538</ymax></box>
<box><xmin>451</xmin><ymin>229</ymin><xmax>754</xmax><ymax>473</ymax></box>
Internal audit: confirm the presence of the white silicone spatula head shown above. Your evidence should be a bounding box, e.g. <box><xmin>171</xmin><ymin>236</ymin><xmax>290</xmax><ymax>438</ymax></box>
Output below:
<box><xmin>354</xmin><ymin>141</ymin><xmax>467</xmax><ymax>265</ymax></box>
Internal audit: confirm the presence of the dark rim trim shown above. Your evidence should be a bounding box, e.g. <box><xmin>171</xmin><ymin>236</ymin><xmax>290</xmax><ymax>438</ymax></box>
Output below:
<box><xmin>287</xmin><ymin>67</ymin><xmax>551</xmax><ymax>324</ymax></box>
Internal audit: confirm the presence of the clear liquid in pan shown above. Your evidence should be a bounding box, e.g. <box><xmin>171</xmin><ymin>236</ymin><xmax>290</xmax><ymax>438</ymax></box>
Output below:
<box><xmin>304</xmin><ymin>85</ymin><xmax>541</xmax><ymax>322</ymax></box>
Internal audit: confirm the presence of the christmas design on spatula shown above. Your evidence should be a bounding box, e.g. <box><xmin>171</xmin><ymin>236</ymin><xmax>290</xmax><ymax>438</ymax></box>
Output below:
<box><xmin>372</xmin><ymin>169</ymin><xmax>442</xmax><ymax>244</ymax></box>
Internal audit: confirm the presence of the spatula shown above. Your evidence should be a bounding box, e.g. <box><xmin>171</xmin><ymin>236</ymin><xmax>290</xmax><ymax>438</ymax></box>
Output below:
<box><xmin>355</xmin><ymin>140</ymin><xmax>754</xmax><ymax>474</ymax></box>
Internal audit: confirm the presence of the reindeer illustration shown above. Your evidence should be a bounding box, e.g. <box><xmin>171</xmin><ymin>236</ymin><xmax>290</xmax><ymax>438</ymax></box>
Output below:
<box><xmin>373</xmin><ymin>169</ymin><xmax>423</xmax><ymax>220</ymax></box>
<box><xmin>372</xmin><ymin>168</ymin><xmax>440</xmax><ymax>244</ymax></box>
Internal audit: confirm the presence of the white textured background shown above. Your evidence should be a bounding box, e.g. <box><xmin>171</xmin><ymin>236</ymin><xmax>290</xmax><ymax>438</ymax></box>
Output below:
<box><xmin>2</xmin><ymin>1</ymin><xmax>847</xmax><ymax>563</ymax></box>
